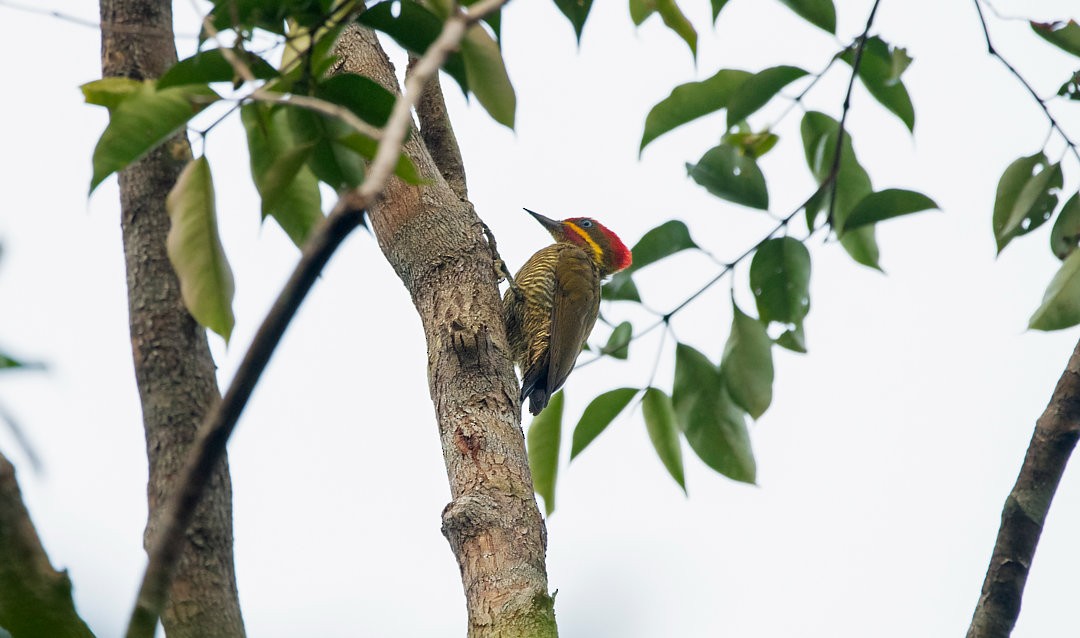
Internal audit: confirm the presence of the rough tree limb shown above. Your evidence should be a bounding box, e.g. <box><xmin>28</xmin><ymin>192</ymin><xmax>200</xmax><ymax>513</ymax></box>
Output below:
<box><xmin>335</xmin><ymin>20</ymin><xmax>558</xmax><ymax>638</ymax></box>
<box><xmin>967</xmin><ymin>338</ymin><xmax>1080</xmax><ymax>637</ymax></box>
<box><xmin>99</xmin><ymin>1</ymin><xmax>245</xmax><ymax>637</ymax></box>
<box><xmin>408</xmin><ymin>54</ymin><xmax>469</xmax><ymax>201</ymax></box>
<box><xmin>0</xmin><ymin>452</ymin><xmax>95</xmax><ymax>638</ymax></box>
<box><xmin>124</xmin><ymin>1</ymin><xmax>557</xmax><ymax>636</ymax></box>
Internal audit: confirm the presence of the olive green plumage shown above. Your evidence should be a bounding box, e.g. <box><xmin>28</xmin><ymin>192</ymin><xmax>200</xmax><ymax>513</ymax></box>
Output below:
<box><xmin>503</xmin><ymin>210</ymin><xmax>632</xmax><ymax>415</ymax></box>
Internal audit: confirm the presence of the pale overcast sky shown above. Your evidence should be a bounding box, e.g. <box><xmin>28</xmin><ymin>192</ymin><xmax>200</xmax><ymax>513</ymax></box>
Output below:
<box><xmin>2</xmin><ymin>0</ymin><xmax>1080</xmax><ymax>636</ymax></box>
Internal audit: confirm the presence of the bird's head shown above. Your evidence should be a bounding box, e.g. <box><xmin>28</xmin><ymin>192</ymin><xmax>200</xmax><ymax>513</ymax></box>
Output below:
<box><xmin>525</xmin><ymin>208</ymin><xmax>632</xmax><ymax>277</ymax></box>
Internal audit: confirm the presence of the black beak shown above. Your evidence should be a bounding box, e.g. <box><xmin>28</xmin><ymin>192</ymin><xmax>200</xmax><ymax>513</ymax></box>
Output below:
<box><xmin>524</xmin><ymin>208</ymin><xmax>561</xmax><ymax>233</ymax></box>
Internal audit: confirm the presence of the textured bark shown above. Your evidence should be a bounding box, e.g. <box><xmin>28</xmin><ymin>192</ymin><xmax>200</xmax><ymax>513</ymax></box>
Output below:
<box><xmin>99</xmin><ymin>2</ymin><xmax>245</xmax><ymax>636</ymax></box>
<box><xmin>409</xmin><ymin>55</ymin><xmax>469</xmax><ymax>202</ymax></box>
<box><xmin>335</xmin><ymin>27</ymin><xmax>558</xmax><ymax>637</ymax></box>
<box><xmin>967</xmin><ymin>338</ymin><xmax>1080</xmax><ymax>638</ymax></box>
<box><xmin>0</xmin><ymin>453</ymin><xmax>95</xmax><ymax>638</ymax></box>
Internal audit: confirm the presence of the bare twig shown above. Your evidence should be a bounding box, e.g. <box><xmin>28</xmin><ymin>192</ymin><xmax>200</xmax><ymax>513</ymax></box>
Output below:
<box><xmin>967</xmin><ymin>338</ymin><xmax>1080</xmax><ymax>638</ymax></box>
<box><xmin>972</xmin><ymin>0</ymin><xmax>1080</xmax><ymax>165</ymax></box>
<box><xmin>825</xmin><ymin>0</ymin><xmax>882</xmax><ymax>226</ymax></box>
<box><xmin>124</xmin><ymin>2</ymin><xmax>510</xmax><ymax>636</ymax></box>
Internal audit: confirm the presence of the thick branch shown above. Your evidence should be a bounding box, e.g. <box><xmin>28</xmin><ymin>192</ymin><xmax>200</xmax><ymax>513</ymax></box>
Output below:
<box><xmin>0</xmin><ymin>452</ymin><xmax>95</xmax><ymax>638</ymax></box>
<box><xmin>967</xmin><ymin>338</ymin><xmax>1080</xmax><ymax>637</ymax></box>
<box><xmin>99</xmin><ymin>1</ymin><xmax>245</xmax><ymax>637</ymax></box>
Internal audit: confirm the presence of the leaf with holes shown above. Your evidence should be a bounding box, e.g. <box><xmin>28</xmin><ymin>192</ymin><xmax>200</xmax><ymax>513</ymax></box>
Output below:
<box><xmin>687</xmin><ymin>143</ymin><xmax>768</xmax><ymax>209</ymax></box>
<box><xmin>1051</xmin><ymin>193</ymin><xmax>1080</xmax><ymax>260</ymax></box>
<box><xmin>844</xmin><ymin>188</ymin><xmax>939</xmax><ymax>232</ymax></box>
<box><xmin>672</xmin><ymin>344</ymin><xmax>756</xmax><ymax>483</ymax></box>
<box><xmin>570</xmin><ymin>387</ymin><xmax>638</xmax><ymax>459</ymax></box>
<box><xmin>642</xmin><ymin>388</ymin><xmax>686</xmax><ymax>491</ymax></box>
<box><xmin>750</xmin><ymin>237</ymin><xmax>811</xmax><ymax>326</ymax></box>
<box><xmin>165</xmin><ymin>157</ymin><xmax>235</xmax><ymax>342</ymax></box>
<box><xmin>993</xmin><ymin>153</ymin><xmax>1062</xmax><ymax>253</ymax></box>
<box><xmin>89</xmin><ymin>83</ymin><xmax>220</xmax><ymax>193</ymax></box>
<box><xmin>1032</xmin><ymin>20</ymin><xmax>1080</xmax><ymax>58</ymax></box>
<box><xmin>461</xmin><ymin>24</ymin><xmax>516</xmax><ymax>128</ymax></box>
<box><xmin>627</xmin><ymin>220</ymin><xmax>698</xmax><ymax>273</ymax></box>
<box><xmin>527</xmin><ymin>390</ymin><xmax>564</xmax><ymax>515</ymax></box>
<box><xmin>720</xmin><ymin>300</ymin><xmax>774</xmax><ymax>419</ymax></box>
<box><xmin>726</xmin><ymin>65</ymin><xmax>808</xmax><ymax>129</ymax></box>
<box><xmin>776</xmin><ymin>0</ymin><xmax>835</xmax><ymax>33</ymax></box>
<box><xmin>641</xmin><ymin>69</ymin><xmax>751</xmax><ymax>152</ymax></box>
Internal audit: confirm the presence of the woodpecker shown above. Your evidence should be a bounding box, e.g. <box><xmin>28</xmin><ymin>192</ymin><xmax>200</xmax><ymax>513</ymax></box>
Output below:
<box><xmin>503</xmin><ymin>209</ymin><xmax>633</xmax><ymax>415</ymax></box>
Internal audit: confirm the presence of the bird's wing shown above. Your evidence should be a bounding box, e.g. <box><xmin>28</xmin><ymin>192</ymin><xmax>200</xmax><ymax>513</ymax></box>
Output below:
<box><xmin>545</xmin><ymin>246</ymin><xmax>600</xmax><ymax>397</ymax></box>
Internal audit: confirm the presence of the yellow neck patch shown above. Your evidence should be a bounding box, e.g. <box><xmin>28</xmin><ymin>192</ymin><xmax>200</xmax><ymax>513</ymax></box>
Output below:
<box><xmin>564</xmin><ymin>222</ymin><xmax>603</xmax><ymax>264</ymax></box>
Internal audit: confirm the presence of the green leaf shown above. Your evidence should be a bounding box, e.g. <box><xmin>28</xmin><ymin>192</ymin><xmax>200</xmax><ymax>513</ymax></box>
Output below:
<box><xmin>726</xmin><ymin>65</ymin><xmax>808</xmax><ymax>129</ymax></box>
<box><xmin>158</xmin><ymin>48</ymin><xmax>279</xmax><ymax>90</ymax></box>
<box><xmin>602</xmin><ymin>272</ymin><xmax>642</xmax><ymax>302</ymax></box>
<box><xmin>844</xmin><ymin>188</ymin><xmax>939</xmax><ymax>232</ymax></box>
<box><xmin>775</xmin><ymin>322</ymin><xmax>807</xmax><ymax>353</ymax></box>
<box><xmin>1058</xmin><ymin>71</ymin><xmax>1080</xmax><ymax>100</ymax></box>
<box><xmin>629</xmin><ymin>0</ymin><xmax>655</xmax><ymax>25</ymax></box>
<box><xmin>358</xmin><ymin>0</ymin><xmax>469</xmax><ymax>94</ymax></box>
<box><xmin>240</xmin><ymin>104</ymin><xmax>324</xmax><ymax>246</ymax></box>
<box><xmin>642</xmin><ymin>388</ymin><xmax>686</xmax><ymax>491</ymax></box>
<box><xmin>800</xmin><ymin>111</ymin><xmax>875</xmax><ymax>241</ymax></box>
<box><xmin>1051</xmin><ymin>192</ymin><xmax>1080</xmax><ymax>260</ymax></box>
<box><xmin>604</xmin><ymin>322</ymin><xmax>632</xmax><ymax>359</ymax></box>
<box><xmin>89</xmin><ymin>83</ymin><xmax>220</xmax><ymax>193</ymax></box>
<box><xmin>626</xmin><ymin>220</ymin><xmax>698</xmax><ymax>273</ymax></box>
<box><xmin>656</xmin><ymin>0</ymin><xmax>697</xmax><ymax>58</ymax></box>
<box><xmin>722</xmin><ymin>130</ymin><xmax>780</xmax><ymax>159</ymax></box>
<box><xmin>554</xmin><ymin>0</ymin><xmax>593</xmax><ymax>41</ymax></box>
<box><xmin>165</xmin><ymin>157</ymin><xmax>235</xmax><ymax>342</ymax></box>
<box><xmin>1032</xmin><ymin>20</ymin><xmax>1080</xmax><ymax>58</ymax></box>
<box><xmin>776</xmin><ymin>0</ymin><xmax>835</xmax><ymax>33</ymax></box>
<box><xmin>640</xmin><ymin>69</ymin><xmax>751</xmax><ymax>152</ymax></box>
<box><xmin>750</xmin><ymin>237</ymin><xmax>811</xmax><ymax>326</ymax></box>
<box><xmin>336</xmin><ymin>133</ymin><xmax>423</xmax><ymax>185</ymax></box>
<box><xmin>527</xmin><ymin>390</ymin><xmax>564</xmax><ymax>515</ymax></box>
<box><xmin>315</xmin><ymin>73</ymin><xmax>397</xmax><ymax>127</ymax></box>
<box><xmin>687</xmin><ymin>143</ymin><xmax>769</xmax><ymax>209</ymax></box>
<box><xmin>840</xmin><ymin>226</ymin><xmax>882</xmax><ymax>271</ymax></box>
<box><xmin>721</xmin><ymin>300</ymin><xmax>774</xmax><ymax>419</ymax></box>
<box><xmin>1030</xmin><ymin>249</ymin><xmax>1080</xmax><ymax>330</ymax></box>
<box><xmin>711</xmin><ymin>0</ymin><xmax>731</xmax><ymax>22</ymax></box>
<box><xmin>0</xmin><ymin>352</ymin><xmax>44</xmax><ymax>371</ymax></box>
<box><xmin>81</xmin><ymin>77</ymin><xmax>142</xmax><ymax>110</ymax></box>
<box><xmin>672</xmin><ymin>344</ymin><xmax>756</xmax><ymax>483</ymax></box>
<box><xmin>461</xmin><ymin>24</ymin><xmax>516</xmax><ymax>128</ymax></box>
<box><xmin>993</xmin><ymin>153</ymin><xmax>1063</xmax><ymax>253</ymax></box>
<box><xmin>840</xmin><ymin>37</ymin><xmax>916</xmax><ymax>132</ymax></box>
<box><xmin>887</xmin><ymin>47</ymin><xmax>913</xmax><ymax>85</ymax></box>
<box><xmin>570</xmin><ymin>388</ymin><xmax>638</xmax><ymax>459</ymax></box>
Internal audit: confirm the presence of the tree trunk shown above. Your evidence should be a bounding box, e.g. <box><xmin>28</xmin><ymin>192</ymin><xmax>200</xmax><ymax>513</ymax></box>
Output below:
<box><xmin>334</xmin><ymin>27</ymin><xmax>558</xmax><ymax>637</ymax></box>
<box><xmin>967</xmin><ymin>337</ymin><xmax>1080</xmax><ymax>637</ymax></box>
<box><xmin>0</xmin><ymin>452</ymin><xmax>95</xmax><ymax>638</ymax></box>
<box><xmin>99</xmin><ymin>2</ymin><xmax>245</xmax><ymax>636</ymax></box>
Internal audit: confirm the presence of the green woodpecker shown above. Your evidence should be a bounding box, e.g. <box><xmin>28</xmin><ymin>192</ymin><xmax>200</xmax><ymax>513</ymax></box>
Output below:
<box><xmin>503</xmin><ymin>209</ymin><xmax>632</xmax><ymax>415</ymax></box>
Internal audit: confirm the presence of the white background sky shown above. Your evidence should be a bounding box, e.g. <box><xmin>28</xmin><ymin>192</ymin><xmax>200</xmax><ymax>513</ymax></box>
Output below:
<box><xmin>2</xmin><ymin>0</ymin><xmax>1080</xmax><ymax>636</ymax></box>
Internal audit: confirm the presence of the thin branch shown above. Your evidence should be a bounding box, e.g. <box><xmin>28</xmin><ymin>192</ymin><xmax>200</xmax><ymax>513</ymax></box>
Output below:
<box><xmin>124</xmin><ymin>2</ymin><xmax>509</xmax><ymax>636</ymax></box>
<box><xmin>967</xmin><ymin>338</ymin><xmax>1080</xmax><ymax>638</ymax></box>
<box><xmin>576</xmin><ymin>186</ymin><xmax>825</xmax><ymax>370</ymax></box>
<box><xmin>972</xmin><ymin>0</ymin><xmax>1080</xmax><ymax>165</ymax></box>
<box><xmin>825</xmin><ymin>0</ymin><xmax>882</xmax><ymax>226</ymax></box>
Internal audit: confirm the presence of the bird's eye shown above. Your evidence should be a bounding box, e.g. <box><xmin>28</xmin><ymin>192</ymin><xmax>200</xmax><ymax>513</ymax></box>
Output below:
<box><xmin>579</xmin><ymin>219</ymin><xmax>593</xmax><ymax>228</ymax></box>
